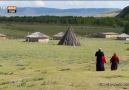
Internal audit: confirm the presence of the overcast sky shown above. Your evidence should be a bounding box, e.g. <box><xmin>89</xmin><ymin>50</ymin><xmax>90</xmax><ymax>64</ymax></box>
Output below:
<box><xmin>0</xmin><ymin>1</ymin><xmax>129</xmax><ymax>9</ymax></box>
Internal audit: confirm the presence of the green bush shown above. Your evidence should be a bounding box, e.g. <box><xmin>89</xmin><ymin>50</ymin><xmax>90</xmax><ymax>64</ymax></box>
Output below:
<box><xmin>17</xmin><ymin>80</ymin><xmax>26</xmax><ymax>87</ymax></box>
<box><xmin>0</xmin><ymin>71</ymin><xmax>13</xmax><ymax>75</ymax></box>
<box><xmin>33</xmin><ymin>77</ymin><xmax>44</xmax><ymax>81</ymax></box>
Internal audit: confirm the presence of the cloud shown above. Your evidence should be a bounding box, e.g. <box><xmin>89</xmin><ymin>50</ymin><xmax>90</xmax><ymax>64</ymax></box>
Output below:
<box><xmin>0</xmin><ymin>1</ymin><xmax>129</xmax><ymax>9</ymax></box>
<box><xmin>106</xmin><ymin>1</ymin><xmax>129</xmax><ymax>9</ymax></box>
<box><xmin>65</xmin><ymin>1</ymin><xmax>129</xmax><ymax>9</ymax></box>
<box><xmin>66</xmin><ymin>1</ymin><xmax>84</xmax><ymax>6</ymax></box>
<box><xmin>0</xmin><ymin>1</ymin><xmax>45</xmax><ymax>7</ymax></box>
<box><xmin>34</xmin><ymin>1</ymin><xmax>45</xmax><ymax>7</ymax></box>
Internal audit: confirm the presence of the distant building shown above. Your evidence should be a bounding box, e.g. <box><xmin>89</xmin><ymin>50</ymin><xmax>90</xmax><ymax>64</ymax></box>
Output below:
<box><xmin>117</xmin><ymin>33</ymin><xmax>129</xmax><ymax>40</ymax></box>
<box><xmin>99</xmin><ymin>32</ymin><xmax>118</xmax><ymax>38</ymax></box>
<box><xmin>26</xmin><ymin>32</ymin><xmax>49</xmax><ymax>43</ymax></box>
<box><xmin>58</xmin><ymin>27</ymin><xmax>81</xmax><ymax>46</ymax></box>
<box><xmin>52</xmin><ymin>32</ymin><xmax>64</xmax><ymax>40</ymax></box>
<box><xmin>0</xmin><ymin>33</ymin><xmax>6</xmax><ymax>40</ymax></box>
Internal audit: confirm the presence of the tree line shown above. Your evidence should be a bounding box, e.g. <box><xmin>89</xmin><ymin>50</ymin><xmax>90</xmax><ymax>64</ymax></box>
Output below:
<box><xmin>0</xmin><ymin>16</ymin><xmax>129</xmax><ymax>34</ymax></box>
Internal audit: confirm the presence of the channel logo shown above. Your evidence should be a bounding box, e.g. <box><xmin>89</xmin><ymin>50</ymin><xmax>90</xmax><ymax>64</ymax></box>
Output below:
<box><xmin>7</xmin><ymin>6</ymin><xmax>17</xmax><ymax>13</ymax></box>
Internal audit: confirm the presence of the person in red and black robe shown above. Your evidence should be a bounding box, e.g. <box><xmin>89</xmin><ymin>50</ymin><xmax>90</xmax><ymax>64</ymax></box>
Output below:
<box><xmin>95</xmin><ymin>48</ymin><xmax>105</xmax><ymax>71</ymax></box>
<box><xmin>102</xmin><ymin>55</ymin><xmax>106</xmax><ymax>69</ymax></box>
<box><xmin>110</xmin><ymin>53</ymin><xmax>119</xmax><ymax>70</ymax></box>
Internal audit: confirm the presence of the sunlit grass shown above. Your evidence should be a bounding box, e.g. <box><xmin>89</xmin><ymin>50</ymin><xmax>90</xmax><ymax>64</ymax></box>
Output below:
<box><xmin>0</xmin><ymin>38</ymin><xmax>128</xmax><ymax>90</ymax></box>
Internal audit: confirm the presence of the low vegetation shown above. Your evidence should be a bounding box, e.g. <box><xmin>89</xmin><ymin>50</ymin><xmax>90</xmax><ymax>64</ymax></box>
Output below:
<box><xmin>0</xmin><ymin>38</ymin><xmax>128</xmax><ymax>90</ymax></box>
<box><xmin>0</xmin><ymin>23</ymin><xmax>123</xmax><ymax>38</ymax></box>
<box><xmin>0</xmin><ymin>9</ymin><xmax>128</xmax><ymax>89</ymax></box>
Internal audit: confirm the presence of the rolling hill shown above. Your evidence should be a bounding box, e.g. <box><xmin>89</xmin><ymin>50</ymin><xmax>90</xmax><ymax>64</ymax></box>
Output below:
<box><xmin>116</xmin><ymin>6</ymin><xmax>129</xmax><ymax>18</ymax></box>
<box><xmin>92</xmin><ymin>10</ymin><xmax>121</xmax><ymax>17</ymax></box>
<box><xmin>0</xmin><ymin>7</ymin><xmax>121</xmax><ymax>17</ymax></box>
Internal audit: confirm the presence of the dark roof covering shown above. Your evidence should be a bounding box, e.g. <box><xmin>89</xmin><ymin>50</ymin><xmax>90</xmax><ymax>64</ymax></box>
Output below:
<box><xmin>58</xmin><ymin>27</ymin><xmax>81</xmax><ymax>46</ymax></box>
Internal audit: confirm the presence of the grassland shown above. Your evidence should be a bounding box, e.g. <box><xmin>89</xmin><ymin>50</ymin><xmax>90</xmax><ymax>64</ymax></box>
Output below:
<box><xmin>0</xmin><ymin>38</ymin><xmax>129</xmax><ymax>90</ymax></box>
<box><xmin>92</xmin><ymin>11</ymin><xmax>120</xmax><ymax>17</ymax></box>
<box><xmin>0</xmin><ymin>23</ymin><xmax>123</xmax><ymax>38</ymax></box>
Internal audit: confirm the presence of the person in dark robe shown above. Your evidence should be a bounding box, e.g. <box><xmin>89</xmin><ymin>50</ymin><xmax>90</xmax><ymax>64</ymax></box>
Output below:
<box><xmin>110</xmin><ymin>53</ymin><xmax>119</xmax><ymax>70</ymax></box>
<box><xmin>95</xmin><ymin>48</ymin><xmax>105</xmax><ymax>71</ymax></box>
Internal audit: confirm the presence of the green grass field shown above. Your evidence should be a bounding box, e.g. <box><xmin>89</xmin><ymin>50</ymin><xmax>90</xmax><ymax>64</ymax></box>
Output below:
<box><xmin>0</xmin><ymin>23</ymin><xmax>123</xmax><ymax>38</ymax></box>
<box><xmin>0</xmin><ymin>38</ymin><xmax>129</xmax><ymax>90</ymax></box>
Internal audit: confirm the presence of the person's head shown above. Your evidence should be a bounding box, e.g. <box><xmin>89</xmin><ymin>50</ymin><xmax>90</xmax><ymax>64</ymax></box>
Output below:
<box><xmin>113</xmin><ymin>53</ymin><xmax>117</xmax><ymax>56</ymax></box>
<box><xmin>98</xmin><ymin>48</ymin><xmax>102</xmax><ymax>52</ymax></box>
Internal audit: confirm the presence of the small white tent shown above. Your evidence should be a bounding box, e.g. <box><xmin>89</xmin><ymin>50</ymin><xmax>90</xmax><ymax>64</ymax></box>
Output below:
<box><xmin>26</xmin><ymin>32</ymin><xmax>49</xmax><ymax>43</ymax></box>
<box><xmin>53</xmin><ymin>32</ymin><xmax>64</xmax><ymax>40</ymax></box>
<box><xmin>117</xmin><ymin>33</ymin><xmax>129</xmax><ymax>40</ymax></box>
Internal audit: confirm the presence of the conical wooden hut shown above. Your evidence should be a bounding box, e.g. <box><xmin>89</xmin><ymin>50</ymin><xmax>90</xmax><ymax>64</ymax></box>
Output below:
<box><xmin>58</xmin><ymin>27</ymin><xmax>81</xmax><ymax>46</ymax></box>
<box><xmin>26</xmin><ymin>32</ymin><xmax>49</xmax><ymax>43</ymax></box>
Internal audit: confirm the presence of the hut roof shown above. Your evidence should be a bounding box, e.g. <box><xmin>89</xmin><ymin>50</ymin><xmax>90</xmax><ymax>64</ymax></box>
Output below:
<box><xmin>0</xmin><ymin>33</ymin><xmax>6</xmax><ymax>36</ymax></box>
<box><xmin>100</xmin><ymin>32</ymin><xmax>118</xmax><ymax>35</ymax></box>
<box><xmin>58</xmin><ymin>26</ymin><xmax>81</xmax><ymax>46</ymax></box>
<box><xmin>26</xmin><ymin>32</ymin><xmax>49</xmax><ymax>38</ymax></box>
<box><xmin>117</xmin><ymin>33</ymin><xmax>129</xmax><ymax>37</ymax></box>
<box><xmin>53</xmin><ymin>32</ymin><xmax>64</xmax><ymax>37</ymax></box>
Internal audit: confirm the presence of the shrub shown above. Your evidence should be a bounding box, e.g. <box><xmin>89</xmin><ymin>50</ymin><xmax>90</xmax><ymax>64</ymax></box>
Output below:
<box><xmin>126</xmin><ymin>48</ymin><xmax>129</xmax><ymax>51</ymax></box>
<box><xmin>0</xmin><ymin>64</ymin><xmax>3</xmax><ymax>67</ymax></box>
<box><xmin>33</xmin><ymin>77</ymin><xmax>44</xmax><ymax>81</ymax></box>
<box><xmin>58</xmin><ymin>68</ymin><xmax>71</xmax><ymax>71</ymax></box>
<box><xmin>27</xmin><ymin>84</ymin><xmax>35</xmax><ymax>87</ymax></box>
<box><xmin>17</xmin><ymin>80</ymin><xmax>26</xmax><ymax>87</ymax></box>
<box><xmin>0</xmin><ymin>71</ymin><xmax>13</xmax><ymax>75</ymax></box>
<box><xmin>17</xmin><ymin>67</ymin><xmax>25</xmax><ymax>70</ymax></box>
<box><xmin>41</xmin><ymin>80</ymin><xmax>57</xmax><ymax>85</ymax></box>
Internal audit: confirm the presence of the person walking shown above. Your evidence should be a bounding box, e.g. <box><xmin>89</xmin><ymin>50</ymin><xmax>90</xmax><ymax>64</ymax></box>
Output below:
<box><xmin>95</xmin><ymin>48</ymin><xmax>105</xmax><ymax>71</ymax></box>
<box><xmin>110</xmin><ymin>53</ymin><xmax>119</xmax><ymax>70</ymax></box>
<box><xmin>102</xmin><ymin>56</ymin><xmax>107</xmax><ymax>71</ymax></box>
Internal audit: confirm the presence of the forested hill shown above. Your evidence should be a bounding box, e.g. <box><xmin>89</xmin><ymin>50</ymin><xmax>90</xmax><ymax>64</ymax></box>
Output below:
<box><xmin>0</xmin><ymin>7</ymin><xmax>121</xmax><ymax>16</ymax></box>
<box><xmin>116</xmin><ymin>6</ymin><xmax>129</xmax><ymax>18</ymax></box>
